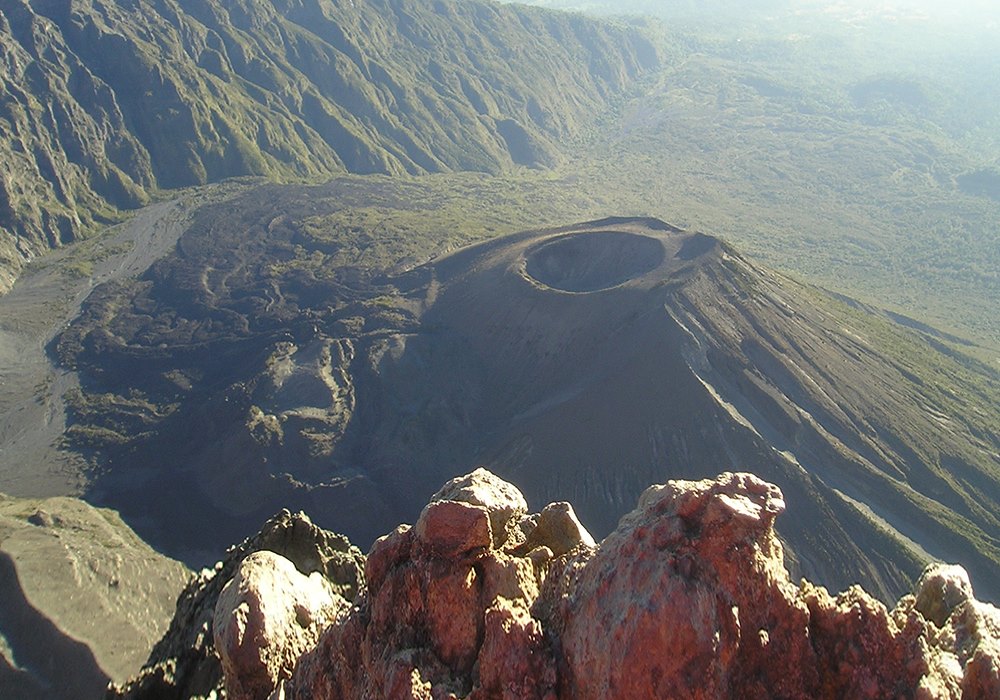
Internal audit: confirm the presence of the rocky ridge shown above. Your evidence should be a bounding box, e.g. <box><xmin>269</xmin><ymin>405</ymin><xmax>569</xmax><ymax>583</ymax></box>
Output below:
<box><xmin>108</xmin><ymin>509</ymin><xmax>364</xmax><ymax>699</ymax></box>
<box><xmin>124</xmin><ymin>467</ymin><xmax>1000</xmax><ymax>699</ymax></box>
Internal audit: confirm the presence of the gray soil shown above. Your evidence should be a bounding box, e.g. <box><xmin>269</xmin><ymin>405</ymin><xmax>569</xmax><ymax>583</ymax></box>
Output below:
<box><xmin>0</xmin><ymin>185</ymin><xmax>244</xmax><ymax>698</ymax></box>
<box><xmin>0</xmin><ymin>493</ymin><xmax>190</xmax><ymax>696</ymax></box>
<box><xmin>0</xmin><ymin>183</ymin><xmax>249</xmax><ymax>497</ymax></box>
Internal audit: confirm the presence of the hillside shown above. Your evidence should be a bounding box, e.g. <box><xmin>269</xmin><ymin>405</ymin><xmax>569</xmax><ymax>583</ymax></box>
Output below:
<box><xmin>0</xmin><ymin>0</ymin><xmax>659</xmax><ymax>289</ymax></box>
<box><xmin>50</xmin><ymin>192</ymin><xmax>1000</xmax><ymax>603</ymax></box>
<box><xmin>0</xmin><ymin>493</ymin><xmax>188</xmax><ymax>698</ymax></box>
<box><xmin>0</xmin><ymin>1</ymin><xmax>997</xmax><ymax>694</ymax></box>
<box><xmin>501</xmin><ymin>0</ymin><xmax>1000</xmax><ymax>346</ymax></box>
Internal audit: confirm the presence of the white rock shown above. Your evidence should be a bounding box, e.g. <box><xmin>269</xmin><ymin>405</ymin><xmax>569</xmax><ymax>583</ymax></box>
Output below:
<box><xmin>213</xmin><ymin>550</ymin><xmax>347</xmax><ymax>700</ymax></box>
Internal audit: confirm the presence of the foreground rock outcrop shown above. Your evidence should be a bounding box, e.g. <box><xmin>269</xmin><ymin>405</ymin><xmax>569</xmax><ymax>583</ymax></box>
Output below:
<box><xmin>123</xmin><ymin>468</ymin><xmax>1000</xmax><ymax>699</ymax></box>
<box><xmin>214</xmin><ymin>551</ymin><xmax>350</xmax><ymax>700</ymax></box>
<box><xmin>108</xmin><ymin>510</ymin><xmax>364</xmax><ymax>699</ymax></box>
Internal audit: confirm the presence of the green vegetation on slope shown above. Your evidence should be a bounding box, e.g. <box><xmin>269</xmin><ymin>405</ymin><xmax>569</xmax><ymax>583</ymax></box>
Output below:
<box><xmin>557</xmin><ymin>54</ymin><xmax>1000</xmax><ymax>345</ymax></box>
<box><xmin>50</xmin><ymin>184</ymin><xmax>1000</xmax><ymax>600</ymax></box>
<box><xmin>3</xmin><ymin>0</ymin><xmax>998</xmax><ymax>347</ymax></box>
<box><xmin>0</xmin><ymin>0</ymin><xmax>660</xmax><ymax>288</ymax></box>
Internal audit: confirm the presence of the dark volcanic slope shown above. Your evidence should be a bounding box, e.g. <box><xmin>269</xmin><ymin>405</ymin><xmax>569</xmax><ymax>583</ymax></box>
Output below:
<box><xmin>415</xmin><ymin>219</ymin><xmax>1000</xmax><ymax>601</ymax></box>
<box><xmin>57</xmin><ymin>205</ymin><xmax>1000</xmax><ymax>602</ymax></box>
<box><xmin>0</xmin><ymin>0</ymin><xmax>658</xmax><ymax>288</ymax></box>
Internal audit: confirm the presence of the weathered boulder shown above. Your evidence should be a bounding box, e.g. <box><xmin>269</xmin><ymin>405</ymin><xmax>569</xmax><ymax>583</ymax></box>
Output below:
<box><xmin>476</xmin><ymin>598</ymin><xmax>557</xmax><ymax>700</ymax></box>
<box><xmin>912</xmin><ymin>562</ymin><xmax>1000</xmax><ymax>699</ymax></box>
<box><xmin>916</xmin><ymin>563</ymin><xmax>976</xmax><ymax>628</ymax></box>
<box><xmin>549</xmin><ymin>472</ymin><xmax>819</xmax><ymax>699</ymax></box>
<box><xmin>429</xmin><ymin>467</ymin><xmax>528</xmax><ymax>549</ymax></box>
<box><xmin>283</xmin><ymin>469</ymin><xmax>558</xmax><ymax>700</ymax></box>
<box><xmin>214</xmin><ymin>551</ymin><xmax>348</xmax><ymax>700</ymax></box>
<box><xmin>546</xmin><ymin>472</ymin><xmax>979</xmax><ymax>699</ymax></box>
<box><xmin>515</xmin><ymin>501</ymin><xmax>595</xmax><ymax>558</ymax></box>
<box><xmin>415</xmin><ymin>500</ymin><xmax>493</xmax><ymax>561</ymax></box>
<box><xmin>799</xmin><ymin>582</ymin><xmax>930</xmax><ymax>699</ymax></box>
<box><xmin>108</xmin><ymin>510</ymin><xmax>364</xmax><ymax>699</ymax></box>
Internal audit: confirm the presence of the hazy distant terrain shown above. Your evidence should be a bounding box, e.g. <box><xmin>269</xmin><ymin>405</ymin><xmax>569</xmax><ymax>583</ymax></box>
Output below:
<box><xmin>500</xmin><ymin>0</ymin><xmax>1000</xmax><ymax>346</ymax></box>
<box><xmin>2</xmin><ymin>0</ymin><xmax>997</xmax><ymax>343</ymax></box>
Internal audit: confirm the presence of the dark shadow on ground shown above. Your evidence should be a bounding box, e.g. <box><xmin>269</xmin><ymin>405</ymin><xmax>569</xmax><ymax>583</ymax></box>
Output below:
<box><xmin>0</xmin><ymin>551</ymin><xmax>109</xmax><ymax>699</ymax></box>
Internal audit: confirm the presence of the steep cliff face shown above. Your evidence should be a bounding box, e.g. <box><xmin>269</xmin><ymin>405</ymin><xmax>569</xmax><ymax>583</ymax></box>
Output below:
<box><xmin>0</xmin><ymin>0</ymin><xmax>659</xmax><ymax>289</ymax></box>
<box><xmin>0</xmin><ymin>0</ymin><xmax>151</xmax><ymax>289</ymax></box>
<box><xmin>146</xmin><ymin>468</ymin><xmax>1000</xmax><ymax>699</ymax></box>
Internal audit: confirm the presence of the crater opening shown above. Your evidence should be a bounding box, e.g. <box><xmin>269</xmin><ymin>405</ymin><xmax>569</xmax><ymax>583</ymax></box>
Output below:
<box><xmin>524</xmin><ymin>231</ymin><xmax>665</xmax><ymax>292</ymax></box>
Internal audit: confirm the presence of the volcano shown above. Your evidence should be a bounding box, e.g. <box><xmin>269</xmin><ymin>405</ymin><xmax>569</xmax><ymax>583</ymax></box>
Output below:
<box><xmin>58</xmin><ymin>210</ymin><xmax>1000</xmax><ymax>602</ymax></box>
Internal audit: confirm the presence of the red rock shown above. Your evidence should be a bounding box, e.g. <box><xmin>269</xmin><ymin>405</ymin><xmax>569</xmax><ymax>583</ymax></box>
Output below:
<box><xmin>415</xmin><ymin>500</ymin><xmax>492</xmax><ymax>561</ymax></box>
<box><xmin>265</xmin><ymin>470</ymin><xmax>1000</xmax><ymax>700</ymax></box>
<box><xmin>474</xmin><ymin>598</ymin><xmax>557</xmax><ymax>700</ymax></box>
<box><xmin>425</xmin><ymin>563</ymin><xmax>482</xmax><ymax>673</ymax></box>
<box><xmin>366</xmin><ymin>524</ymin><xmax>415</xmax><ymax>591</ymax></box>
<box><xmin>430</xmin><ymin>467</ymin><xmax>528</xmax><ymax>548</ymax></box>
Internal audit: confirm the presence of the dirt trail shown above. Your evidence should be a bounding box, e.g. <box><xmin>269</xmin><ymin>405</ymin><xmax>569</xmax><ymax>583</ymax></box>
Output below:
<box><xmin>0</xmin><ymin>183</ymin><xmax>248</xmax><ymax>497</ymax></box>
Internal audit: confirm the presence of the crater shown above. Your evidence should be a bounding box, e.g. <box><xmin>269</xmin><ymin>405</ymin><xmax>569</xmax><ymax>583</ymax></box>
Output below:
<box><xmin>524</xmin><ymin>231</ymin><xmax>665</xmax><ymax>292</ymax></box>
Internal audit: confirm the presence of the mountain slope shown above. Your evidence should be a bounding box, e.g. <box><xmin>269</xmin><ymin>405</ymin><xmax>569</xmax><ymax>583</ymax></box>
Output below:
<box><xmin>52</xmin><ymin>190</ymin><xmax>1000</xmax><ymax>602</ymax></box>
<box><xmin>0</xmin><ymin>492</ymin><xmax>189</xmax><ymax>698</ymax></box>
<box><xmin>0</xmin><ymin>0</ymin><xmax>659</xmax><ymax>289</ymax></box>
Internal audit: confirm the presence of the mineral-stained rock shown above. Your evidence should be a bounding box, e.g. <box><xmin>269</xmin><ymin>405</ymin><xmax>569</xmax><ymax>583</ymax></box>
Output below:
<box><xmin>415</xmin><ymin>500</ymin><xmax>493</xmax><ymax>561</ymax></box>
<box><xmin>108</xmin><ymin>510</ymin><xmax>364</xmax><ymax>699</ymax></box>
<box><xmin>548</xmin><ymin>472</ymin><xmax>982</xmax><ymax>699</ymax></box>
<box><xmin>475</xmin><ymin>598</ymin><xmax>557</xmax><ymax>700</ymax></box>
<box><xmin>541</xmin><ymin>472</ymin><xmax>1000</xmax><ymax>700</ymax></box>
<box><xmin>157</xmin><ymin>469</ymin><xmax>1000</xmax><ymax>700</ymax></box>
<box><xmin>430</xmin><ymin>467</ymin><xmax>529</xmax><ymax>548</ymax></box>
<box><xmin>214</xmin><ymin>551</ymin><xmax>348</xmax><ymax>700</ymax></box>
<box><xmin>550</xmin><ymin>472</ymin><xmax>814</xmax><ymax>699</ymax></box>
<box><xmin>963</xmin><ymin>645</ymin><xmax>1000</xmax><ymax>700</ymax></box>
<box><xmin>283</xmin><ymin>469</ymin><xmax>558</xmax><ymax>700</ymax></box>
<box><xmin>800</xmin><ymin>583</ymin><xmax>929</xmax><ymax>699</ymax></box>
